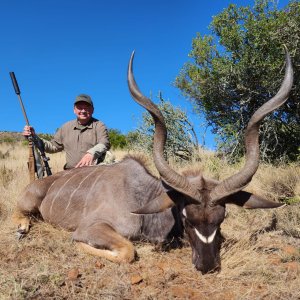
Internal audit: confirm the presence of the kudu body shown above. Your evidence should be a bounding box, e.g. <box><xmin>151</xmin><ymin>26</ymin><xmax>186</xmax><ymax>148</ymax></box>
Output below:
<box><xmin>14</xmin><ymin>48</ymin><xmax>293</xmax><ymax>274</ymax></box>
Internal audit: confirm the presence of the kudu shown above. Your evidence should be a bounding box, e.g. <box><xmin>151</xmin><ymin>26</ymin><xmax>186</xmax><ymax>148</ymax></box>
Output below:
<box><xmin>13</xmin><ymin>48</ymin><xmax>293</xmax><ymax>274</ymax></box>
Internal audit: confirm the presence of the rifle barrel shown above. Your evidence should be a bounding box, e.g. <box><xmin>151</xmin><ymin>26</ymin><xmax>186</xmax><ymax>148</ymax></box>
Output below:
<box><xmin>9</xmin><ymin>72</ymin><xmax>30</xmax><ymax>125</ymax></box>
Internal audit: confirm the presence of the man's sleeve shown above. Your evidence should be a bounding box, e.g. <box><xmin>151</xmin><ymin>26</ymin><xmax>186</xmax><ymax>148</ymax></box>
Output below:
<box><xmin>87</xmin><ymin>122</ymin><xmax>111</xmax><ymax>159</ymax></box>
<box><xmin>41</xmin><ymin>127</ymin><xmax>64</xmax><ymax>153</ymax></box>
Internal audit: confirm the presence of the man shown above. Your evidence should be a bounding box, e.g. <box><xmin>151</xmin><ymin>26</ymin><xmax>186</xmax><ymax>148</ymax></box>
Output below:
<box><xmin>23</xmin><ymin>94</ymin><xmax>110</xmax><ymax>169</ymax></box>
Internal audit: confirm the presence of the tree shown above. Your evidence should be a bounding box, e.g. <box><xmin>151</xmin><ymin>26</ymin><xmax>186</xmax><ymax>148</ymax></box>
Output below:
<box><xmin>128</xmin><ymin>92</ymin><xmax>198</xmax><ymax>161</ymax></box>
<box><xmin>175</xmin><ymin>0</ymin><xmax>300</xmax><ymax>162</ymax></box>
<box><xmin>108</xmin><ymin>129</ymin><xmax>128</xmax><ymax>149</ymax></box>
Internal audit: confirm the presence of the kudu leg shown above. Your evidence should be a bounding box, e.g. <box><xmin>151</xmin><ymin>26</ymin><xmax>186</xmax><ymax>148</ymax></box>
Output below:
<box><xmin>73</xmin><ymin>223</ymin><xmax>136</xmax><ymax>263</ymax></box>
<box><xmin>12</xmin><ymin>209</ymin><xmax>31</xmax><ymax>237</ymax></box>
<box><xmin>12</xmin><ymin>188</ymin><xmax>44</xmax><ymax>237</ymax></box>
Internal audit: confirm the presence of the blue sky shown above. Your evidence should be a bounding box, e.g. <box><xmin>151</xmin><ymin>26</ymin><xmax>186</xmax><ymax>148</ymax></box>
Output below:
<box><xmin>0</xmin><ymin>0</ymin><xmax>290</xmax><ymax>149</ymax></box>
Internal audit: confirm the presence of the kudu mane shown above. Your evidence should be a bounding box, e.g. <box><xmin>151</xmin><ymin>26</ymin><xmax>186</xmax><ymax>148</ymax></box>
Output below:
<box><xmin>122</xmin><ymin>154</ymin><xmax>159</xmax><ymax>179</ymax></box>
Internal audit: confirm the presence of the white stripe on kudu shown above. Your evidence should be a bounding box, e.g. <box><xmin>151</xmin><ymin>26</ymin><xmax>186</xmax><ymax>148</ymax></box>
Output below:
<box><xmin>65</xmin><ymin>167</ymin><xmax>100</xmax><ymax>213</ymax></box>
<box><xmin>83</xmin><ymin>167</ymin><xmax>109</xmax><ymax>217</ymax></box>
<box><xmin>195</xmin><ymin>228</ymin><xmax>217</xmax><ymax>244</ymax></box>
<box><xmin>49</xmin><ymin>174</ymin><xmax>78</xmax><ymax>217</ymax></box>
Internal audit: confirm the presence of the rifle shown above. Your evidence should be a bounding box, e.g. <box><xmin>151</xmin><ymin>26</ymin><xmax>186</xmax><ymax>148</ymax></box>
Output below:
<box><xmin>9</xmin><ymin>72</ymin><xmax>52</xmax><ymax>180</ymax></box>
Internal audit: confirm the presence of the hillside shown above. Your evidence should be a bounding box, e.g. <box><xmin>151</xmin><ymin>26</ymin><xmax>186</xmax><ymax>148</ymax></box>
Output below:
<box><xmin>0</xmin><ymin>131</ymin><xmax>24</xmax><ymax>142</ymax></box>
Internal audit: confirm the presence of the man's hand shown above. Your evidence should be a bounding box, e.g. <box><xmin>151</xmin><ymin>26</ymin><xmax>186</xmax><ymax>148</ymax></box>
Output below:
<box><xmin>23</xmin><ymin>125</ymin><xmax>36</xmax><ymax>137</ymax></box>
<box><xmin>75</xmin><ymin>153</ymin><xmax>94</xmax><ymax>168</ymax></box>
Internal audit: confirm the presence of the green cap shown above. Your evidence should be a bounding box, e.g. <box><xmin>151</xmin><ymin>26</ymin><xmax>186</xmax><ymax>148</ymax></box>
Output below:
<box><xmin>74</xmin><ymin>94</ymin><xmax>94</xmax><ymax>107</ymax></box>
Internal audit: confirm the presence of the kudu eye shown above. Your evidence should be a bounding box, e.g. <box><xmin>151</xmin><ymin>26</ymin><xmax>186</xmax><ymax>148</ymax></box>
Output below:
<box><xmin>209</xmin><ymin>201</ymin><xmax>217</xmax><ymax>207</ymax></box>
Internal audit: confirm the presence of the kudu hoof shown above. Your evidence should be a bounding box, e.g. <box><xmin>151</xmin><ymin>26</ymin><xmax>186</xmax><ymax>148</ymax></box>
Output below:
<box><xmin>16</xmin><ymin>230</ymin><xmax>27</xmax><ymax>240</ymax></box>
<box><xmin>16</xmin><ymin>224</ymin><xmax>30</xmax><ymax>240</ymax></box>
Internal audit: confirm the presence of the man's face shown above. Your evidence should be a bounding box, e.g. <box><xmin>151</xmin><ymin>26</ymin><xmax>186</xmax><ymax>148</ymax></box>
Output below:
<box><xmin>74</xmin><ymin>101</ymin><xmax>94</xmax><ymax>125</ymax></box>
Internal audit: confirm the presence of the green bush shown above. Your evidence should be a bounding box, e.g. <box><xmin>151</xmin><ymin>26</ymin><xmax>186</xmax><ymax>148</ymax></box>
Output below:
<box><xmin>128</xmin><ymin>93</ymin><xmax>198</xmax><ymax>162</ymax></box>
<box><xmin>108</xmin><ymin>129</ymin><xmax>128</xmax><ymax>149</ymax></box>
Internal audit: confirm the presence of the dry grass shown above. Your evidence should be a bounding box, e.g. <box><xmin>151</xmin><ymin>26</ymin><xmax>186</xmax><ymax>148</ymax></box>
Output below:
<box><xmin>0</xmin><ymin>142</ymin><xmax>299</xmax><ymax>300</ymax></box>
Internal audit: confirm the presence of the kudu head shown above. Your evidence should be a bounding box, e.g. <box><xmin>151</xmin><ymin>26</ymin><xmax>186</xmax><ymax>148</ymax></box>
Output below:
<box><xmin>127</xmin><ymin>47</ymin><xmax>293</xmax><ymax>274</ymax></box>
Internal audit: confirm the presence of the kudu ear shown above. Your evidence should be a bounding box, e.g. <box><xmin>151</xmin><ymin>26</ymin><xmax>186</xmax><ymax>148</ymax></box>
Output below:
<box><xmin>227</xmin><ymin>191</ymin><xmax>285</xmax><ymax>209</ymax></box>
<box><xmin>131</xmin><ymin>192</ymin><xmax>175</xmax><ymax>215</ymax></box>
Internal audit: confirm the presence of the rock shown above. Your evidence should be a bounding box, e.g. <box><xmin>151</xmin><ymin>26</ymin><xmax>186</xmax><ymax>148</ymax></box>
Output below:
<box><xmin>67</xmin><ymin>268</ymin><xmax>80</xmax><ymax>281</ymax></box>
<box><xmin>130</xmin><ymin>274</ymin><xmax>143</xmax><ymax>285</ymax></box>
<box><xmin>282</xmin><ymin>246</ymin><xmax>298</xmax><ymax>256</ymax></box>
<box><xmin>95</xmin><ymin>261</ymin><xmax>105</xmax><ymax>269</ymax></box>
<box><xmin>284</xmin><ymin>261</ymin><xmax>299</xmax><ymax>272</ymax></box>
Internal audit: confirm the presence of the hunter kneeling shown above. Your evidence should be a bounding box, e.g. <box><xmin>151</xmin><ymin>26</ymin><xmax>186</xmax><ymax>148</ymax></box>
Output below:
<box><xmin>23</xmin><ymin>94</ymin><xmax>111</xmax><ymax>170</ymax></box>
